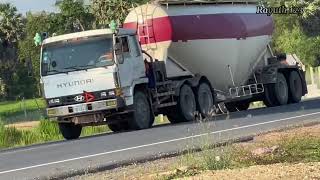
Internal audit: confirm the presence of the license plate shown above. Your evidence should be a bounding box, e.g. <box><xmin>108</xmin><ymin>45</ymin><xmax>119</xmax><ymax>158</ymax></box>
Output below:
<box><xmin>73</xmin><ymin>104</ymin><xmax>87</xmax><ymax>113</ymax></box>
<box><xmin>106</xmin><ymin>100</ymin><xmax>117</xmax><ymax>107</ymax></box>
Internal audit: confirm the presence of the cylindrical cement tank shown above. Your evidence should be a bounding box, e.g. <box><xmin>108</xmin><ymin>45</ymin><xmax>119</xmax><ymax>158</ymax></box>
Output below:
<box><xmin>123</xmin><ymin>2</ymin><xmax>274</xmax><ymax>93</ymax></box>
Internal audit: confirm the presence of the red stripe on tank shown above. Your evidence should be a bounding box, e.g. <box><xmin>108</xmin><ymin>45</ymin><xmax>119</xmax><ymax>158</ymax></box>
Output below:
<box><xmin>123</xmin><ymin>16</ymin><xmax>173</xmax><ymax>45</ymax></box>
<box><xmin>123</xmin><ymin>13</ymin><xmax>274</xmax><ymax>45</ymax></box>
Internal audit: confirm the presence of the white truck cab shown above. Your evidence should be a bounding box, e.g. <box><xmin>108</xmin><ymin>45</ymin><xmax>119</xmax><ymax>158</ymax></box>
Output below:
<box><xmin>40</xmin><ymin>28</ymin><xmax>152</xmax><ymax>139</ymax></box>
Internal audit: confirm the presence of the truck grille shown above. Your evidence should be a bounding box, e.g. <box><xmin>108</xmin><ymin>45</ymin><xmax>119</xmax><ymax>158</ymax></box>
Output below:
<box><xmin>47</xmin><ymin>90</ymin><xmax>116</xmax><ymax>108</ymax></box>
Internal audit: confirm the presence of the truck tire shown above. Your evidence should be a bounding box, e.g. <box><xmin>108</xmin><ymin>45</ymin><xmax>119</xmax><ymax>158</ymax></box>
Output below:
<box><xmin>167</xmin><ymin>84</ymin><xmax>196</xmax><ymax>123</ymax></box>
<box><xmin>108</xmin><ymin>121</ymin><xmax>129</xmax><ymax>132</ymax></box>
<box><xmin>58</xmin><ymin>123</ymin><xmax>82</xmax><ymax>140</ymax></box>
<box><xmin>263</xmin><ymin>72</ymin><xmax>288</xmax><ymax>107</ymax></box>
<box><xmin>196</xmin><ymin>82</ymin><xmax>214</xmax><ymax>117</ymax></box>
<box><xmin>288</xmin><ymin>71</ymin><xmax>302</xmax><ymax>103</ymax></box>
<box><xmin>263</xmin><ymin>83</ymin><xmax>278</xmax><ymax>107</ymax></box>
<box><xmin>225</xmin><ymin>101</ymin><xmax>250</xmax><ymax>112</ymax></box>
<box><xmin>128</xmin><ymin>90</ymin><xmax>154</xmax><ymax>130</ymax></box>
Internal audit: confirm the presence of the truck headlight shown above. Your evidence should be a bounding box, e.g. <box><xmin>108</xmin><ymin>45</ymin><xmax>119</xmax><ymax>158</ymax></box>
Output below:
<box><xmin>48</xmin><ymin>98</ymin><xmax>60</xmax><ymax>105</ymax></box>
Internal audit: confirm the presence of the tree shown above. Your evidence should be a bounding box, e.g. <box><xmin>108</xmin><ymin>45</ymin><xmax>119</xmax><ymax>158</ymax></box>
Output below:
<box><xmin>57</xmin><ymin>0</ymin><xmax>95</xmax><ymax>32</ymax></box>
<box><xmin>262</xmin><ymin>0</ymin><xmax>320</xmax><ymax>67</ymax></box>
<box><xmin>18</xmin><ymin>0</ymin><xmax>95</xmax><ymax>97</ymax></box>
<box><xmin>0</xmin><ymin>3</ymin><xmax>24</xmax><ymax>45</ymax></box>
<box><xmin>0</xmin><ymin>3</ymin><xmax>25</xmax><ymax>99</ymax></box>
<box><xmin>91</xmin><ymin>0</ymin><xmax>149</xmax><ymax>28</ymax></box>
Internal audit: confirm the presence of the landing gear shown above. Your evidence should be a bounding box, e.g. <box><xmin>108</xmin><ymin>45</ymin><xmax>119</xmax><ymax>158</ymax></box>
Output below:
<box><xmin>167</xmin><ymin>84</ymin><xmax>197</xmax><ymax>123</ymax></box>
<box><xmin>263</xmin><ymin>72</ymin><xmax>288</xmax><ymax>107</ymax></box>
<box><xmin>58</xmin><ymin>123</ymin><xmax>82</xmax><ymax>140</ymax></box>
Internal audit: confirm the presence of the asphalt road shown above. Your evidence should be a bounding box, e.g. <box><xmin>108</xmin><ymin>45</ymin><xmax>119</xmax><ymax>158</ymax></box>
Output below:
<box><xmin>1</xmin><ymin>98</ymin><xmax>320</xmax><ymax>180</ymax></box>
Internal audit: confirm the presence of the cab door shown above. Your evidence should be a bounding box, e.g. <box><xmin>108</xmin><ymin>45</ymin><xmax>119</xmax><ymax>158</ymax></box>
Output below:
<box><xmin>116</xmin><ymin>35</ymin><xmax>145</xmax><ymax>88</ymax></box>
<box><xmin>116</xmin><ymin>36</ymin><xmax>132</xmax><ymax>88</ymax></box>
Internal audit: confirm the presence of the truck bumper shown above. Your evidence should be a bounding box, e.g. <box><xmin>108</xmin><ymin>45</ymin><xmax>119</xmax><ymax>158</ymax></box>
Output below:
<box><xmin>46</xmin><ymin>98</ymin><xmax>125</xmax><ymax>118</ymax></box>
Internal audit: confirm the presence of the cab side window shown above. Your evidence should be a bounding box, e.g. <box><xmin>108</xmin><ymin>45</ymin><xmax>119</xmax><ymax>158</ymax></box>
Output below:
<box><xmin>129</xmin><ymin>35</ymin><xmax>141</xmax><ymax>57</ymax></box>
<box><xmin>121</xmin><ymin>37</ymin><xmax>129</xmax><ymax>54</ymax></box>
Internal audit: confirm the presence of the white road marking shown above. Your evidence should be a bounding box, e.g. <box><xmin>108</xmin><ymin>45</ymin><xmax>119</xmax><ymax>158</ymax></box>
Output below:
<box><xmin>0</xmin><ymin>111</ymin><xmax>319</xmax><ymax>175</ymax></box>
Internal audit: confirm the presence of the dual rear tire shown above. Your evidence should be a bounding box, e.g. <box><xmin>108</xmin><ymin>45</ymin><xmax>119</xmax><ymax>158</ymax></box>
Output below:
<box><xmin>167</xmin><ymin>82</ymin><xmax>214</xmax><ymax>123</ymax></box>
<box><xmin>167</xmin><ymin>84</ymin><xmax>197</xmax><ymax>123</ymax></box>
<box><xmin>264</xmin><ymin>71</ymin><xmax>302</xmax><ymax>107</ymax></box>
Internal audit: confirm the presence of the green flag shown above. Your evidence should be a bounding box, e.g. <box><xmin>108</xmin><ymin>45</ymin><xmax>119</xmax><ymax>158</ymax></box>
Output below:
<box><xmin>109</xmin><ymin>20</ymin><xmax>117</xmax><ymax>33</ymax></box>
<box><xmin>34</xmin><ymin>33</ymin><xmax>42</xmax><ymax>46</ymax></box>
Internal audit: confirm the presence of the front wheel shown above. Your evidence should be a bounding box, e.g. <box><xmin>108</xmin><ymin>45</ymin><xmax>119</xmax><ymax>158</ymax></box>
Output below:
<box><xmin>128</xmin><ymin>90</ymin><xmax>154</xmax><ymax>130</ymax></box>
<box><xmin>108</xmin><ymin>120</ymin><xmax>129</xmax><ymax>132</ymax></box>
<box><xmin>58</xmin><ymin>123</ymin><xmax>82</xmax><ymax>140</ymax></box>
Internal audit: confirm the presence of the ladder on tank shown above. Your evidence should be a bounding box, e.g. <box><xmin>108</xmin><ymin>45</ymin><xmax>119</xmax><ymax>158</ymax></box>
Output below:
<box><xmin>133</xmin><ymin>4</ymin><xmax>157</xmax><ymax>50</ymax></box>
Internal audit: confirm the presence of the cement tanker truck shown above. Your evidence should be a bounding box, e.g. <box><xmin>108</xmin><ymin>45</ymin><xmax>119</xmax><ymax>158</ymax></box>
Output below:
<box><xmin>40</xmin><ymin>1</ymin><xmax>307</xmax><ymax>140</ymax></box>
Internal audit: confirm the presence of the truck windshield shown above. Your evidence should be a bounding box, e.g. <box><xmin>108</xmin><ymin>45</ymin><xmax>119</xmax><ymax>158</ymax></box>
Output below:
<box><xmin>41</xmin><ymin>36</ymin><xmax>114</xmax><ymax>76</ymax></box>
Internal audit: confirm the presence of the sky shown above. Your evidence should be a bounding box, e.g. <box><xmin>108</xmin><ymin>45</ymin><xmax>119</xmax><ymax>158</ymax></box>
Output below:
<box><xmin>0</xmin><ymin>0</ymin><xmax>58</xmax><ymax>14</ymax></box>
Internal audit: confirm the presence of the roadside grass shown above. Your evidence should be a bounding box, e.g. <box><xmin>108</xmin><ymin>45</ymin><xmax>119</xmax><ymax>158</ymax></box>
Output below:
<box><xmin>0</xmin><ymin>120</ymin><xmax>110</xmax><ymax>150</ymax></box>
<box><xmin>234</xmin><ymin>136</ymin><xmax>320</xmax><ymax>167</ymax></box>
<box><xmin>0</xmin><ymin>114</ymin><xmax>168</xmax><ymax>150</ymax></box>
<box><xmin>0</xmin><ymin>98</ymin><xmax>46</xmax><ymax>119</ymax></box>
<box><xmin>157</xmin><ymin>131</ymin><xmax>320</xmax><ymax>179</ymax></box>
<box><xmin>249</xmin><ymin>101</ymin><xmax>265</xmax><ymax>109</ymax></box>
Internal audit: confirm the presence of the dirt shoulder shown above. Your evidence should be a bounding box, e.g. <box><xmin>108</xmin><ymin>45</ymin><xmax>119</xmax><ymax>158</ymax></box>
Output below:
<box><xmin>70</xmin><ymin>124</ymin><xmax>320</xmax><ymax>180</ymax></box>
<box><xmin>5</xmin><ymin>121</ymin><xmax>40</xmax><ymax>130</ymax></box>
<box><xmin>181</xmin><ymin>162</ymin><xmax>320</xmax><ymax>180</ymax></box>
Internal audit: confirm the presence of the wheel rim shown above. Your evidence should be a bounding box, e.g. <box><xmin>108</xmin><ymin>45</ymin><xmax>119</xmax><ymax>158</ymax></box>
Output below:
<box><xmin>180</xmin><ymin>85</ymin><xmax>196</xmax><ymax>121</ymax></box>
<box><xmin>134</xmin><ymin>94</ymin><xmax>150</xmax><ymax>128</ymax></box>
<box><xmin>198</xmin><ymin>83</ymin><xmax>213</xmax><ymax>115</ymax></box>
<box><xmin>293</xmin><ymin>78</ymin><xmax>302</xmax><ymax>98</ymax></box>
<box><xmin>290</xmin><ymin>72</ymin><xmax>302</xmax><ymax>102</ymax></box>
<box><xmin>278</xmin><ymin>79</ymin><xmax>287</xmax><ymax>97</ymax></box>
<box><xmin>276</xmin><ymin>74</ymin><xmax>288</xmax><ymax>104</ymax></box>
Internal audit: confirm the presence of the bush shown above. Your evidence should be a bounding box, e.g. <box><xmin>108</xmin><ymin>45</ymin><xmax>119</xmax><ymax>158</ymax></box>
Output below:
<box><xmin>0</xmin><ymin>121</ymin><xmax>23</xmax><ymax>148</ymax></box>
<box><xmin>0</xmin><ymin>119</ymin><xmax>110</xmax><ymax>150</ymax></box>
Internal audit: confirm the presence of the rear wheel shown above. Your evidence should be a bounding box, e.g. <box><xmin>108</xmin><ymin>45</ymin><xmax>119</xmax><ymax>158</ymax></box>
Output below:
<box><xmin>263</xmin><ymin>72</ymin><xmax>288</xmax><ymax>107</ymax></box>
<box><xmin>196</xmin><ymin>82</ymin><xmax>214</xmax><ymax>117</ymax></box>
<box><xmin>167</xmin><ymin>84</ymin><xmax>196</xmax><ymax>123</ymax></box>
<box><xmin>288</xmin><ymin>71</ymin><xmax>302</xmax><ymax>103</ymax></box>
<box><xmin>128</xmin><ymin>90</ymin><xmax>154</xmax><ymax>130</ymax></box>
<box><xmin>58</xmin><ymin>123</ymin><xmax>82</xmax><ymax>140</ymax></box>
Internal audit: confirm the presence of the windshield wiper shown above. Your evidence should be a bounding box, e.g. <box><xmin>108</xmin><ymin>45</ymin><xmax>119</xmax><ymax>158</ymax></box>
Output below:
<box><xmin>78</xmin><ymin>65</ymin><xmax>97</xmax><ymax>69</ymax></box>
<box><xmin>46</xmin><ymin>69</ymin><xmax>68</xmax><ymax>75</ymax></box>
<box><xmin>64</xmin><ymin>66</ymin><xmax>83</xmax><ymax>70</ymax></box>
